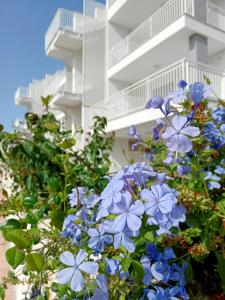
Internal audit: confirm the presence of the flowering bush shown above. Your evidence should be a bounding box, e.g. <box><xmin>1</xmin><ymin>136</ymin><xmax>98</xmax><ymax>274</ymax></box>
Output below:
<box><xmin>0</xmin><ymin>81</ymin><xmax>225</xmax><ymax>300</ymax></box>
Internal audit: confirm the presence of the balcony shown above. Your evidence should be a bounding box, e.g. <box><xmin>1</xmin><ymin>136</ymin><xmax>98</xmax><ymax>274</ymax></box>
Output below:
<box><xmin>15</xmin><ymin>69</ymin><xmax>83</xmax><ymax>110</ymax></box>
<box><xmin>15</xmin><ymin>87</ymin><xmax>32</xmax><ymax>106</ymax></box>
<box><xmin>45</xmin><ymin>9</ymin><xmax>84</xmax><ymax>57</ymax></box>
<box><xmin>92</xmin><ymin>58</ymin><xmax>225</xmax><ymax>129</ymax></box>
<box><xmin>45</xmin><ymin>69</ymin><xmax>83</xmax><ymax>108</ymax></box>
<box><xmin>109</xmin><ymin>0</ymin><xmax>225</xmax><ymax>70</ymax></box>
<box><xmin>45</xmin><ymin>8</ymin><xmax>105</xmax><ymax>58</ymax></box>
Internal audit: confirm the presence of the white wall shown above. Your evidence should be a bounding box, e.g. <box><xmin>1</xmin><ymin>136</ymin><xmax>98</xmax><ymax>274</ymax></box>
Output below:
<box><xmin>209</xmin><ymin>49</ymin><xmax>225</xmax><ymax>70</ymax></box>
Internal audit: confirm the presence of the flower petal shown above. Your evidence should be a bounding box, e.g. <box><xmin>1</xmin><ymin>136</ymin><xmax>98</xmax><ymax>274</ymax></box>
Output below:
<box><xmin>180</xmin><ymin>126</ymin><xmax>200</xmax><ymax>137</ymax></box>
<box><xmin>79</xmin><ymin>261</ymin><xmax>98</xmax><ymax>274</ymax></box>
<box><xmin>159</xmin><ymin>193</ymin><xmax>176</xmax><ymax>213</ymax></box>
<box><xmin>87</xmin><ymin>228</ymin><xmax>99</xmax><ymax>238</ymax></box>
<box><xmin>76</xmin><ymin>249</ymin><xmax>88</xmax><ymax>265</ymax></box>
<box><xmin>60</xmin><ymin>251</ymin><xmax>75</xmax><ymax>266</ymax></box>
<box><xmin>88</xmin><ymin>237</ymin><xmax>99</xmax><ymax>249</ymax></box>
<box><xmin>177</xmin><ymin>134</ymin><xmax>193</xmax><ymax>153</ymax></box>
<box><xmin>71</xmin><ymin>269</ymin><xmax>84</xmax><ymax>292</ymax></box>
<box><xmin>112</xmin><ymin>214</ymin><xmax>127</xmax><ymax>232</ymax></box>
<box><xmin>162</xmin><ymin>127</ymin><xmax>176</xmax><ymax>139</ymax></box>
<box><xmin>127</xmin><ymin>213</ymin><xmax>142</xmax><ymax>231</ymax></box>
<box><xmin>122</xmin><ymin>233</ymin><xmax>135</xmax><ymax>253</ymax></box>
<box><xmin>56</xmin><ymin>267</ymin><xmax>74</xmax><ymax>284</ymax></box>
<box><xmin>129</xmin><ymin>200</ymin><xmax>145</xmax><ymax>216</ymax></box>
<box><xmin>172</xmin><ymin>115</ymin><xmax>187</xmax><ymax>131</ymax></box>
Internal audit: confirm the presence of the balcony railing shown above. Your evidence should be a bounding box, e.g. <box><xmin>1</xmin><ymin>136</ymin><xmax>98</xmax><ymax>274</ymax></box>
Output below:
<box><xmin>43</xmin><ymin>69</ymin><xmax>83</xmax><ymax>96</ymax></box>
<box><xmin>92</xmin><ymin>59</ymin><xmax>225</xmax><ymax>121</ymax></box>
<box><xmin>15</xmin><ymin>87</ymin><xmax>30</xmax><ymax>100</ymax></box>
<box><xmin>207</xmin><ymin>2</ymin><xmax>225</xmax><ymax>31</ymax></box>
<box><xmin>109</xmin><ymin>0</ymin><xmax>225</xmax><ymax>68</ymax></box>
<box><xmin>108</xmin><ymin>0</ymin><xmax>117</xmax><ymax>8</ymax></box>
<box><xmin>16</xmin><ymin>70</ymin><xmax>83</xmax><ymax>107</ymax></box>
<box><xmin>45</xmin><ymin>9</ymin><xmax>84</xmax><ymax>51</ymax></box>
<box><xmin>109</xmin><ymin>0</ymin><xmax>194</xmax><ymax>67</ymax></box>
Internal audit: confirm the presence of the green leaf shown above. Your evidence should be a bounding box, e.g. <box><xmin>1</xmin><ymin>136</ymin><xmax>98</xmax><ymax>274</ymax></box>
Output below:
<box><xmin>185</xmin><ymin>257</ymin><xmax>193</xmax><ymax>282</ymax></box>
<box><xmin>49</xmin><ymin>210</ymin><xmax>65</xmax><ymax>230</ymax></box>
<box><xmin>25</xmin><ymin>253</ymin><xmax>44</xmax><ymax>272</ymax></box>
<box><xmin>216</xmin><ymin>253</ymin><xmax>225</xmax><ymax>293</ymax></box>
<box><xmin>23</xmin><ymin>196</ymin><xmax>37</xmax><ymax>209</ymax></box>
<box><xmin>48</xmin><ymin>177</ymin><xmax>59</xmax><ymax>193</ymax></box>
<box><xmin>121</xmin><ymin>257</ymin><xmax>132</xmax><ymax>271</ymax></box>
<box><xmin>2</xmin><ymin>229</ymin><xmax>32</xmax><ymax>249</ymax></box>
<box><xmin>144</xmin><ymin>231</ymin><xmax>154</xmax><ymax>242</ymax></box>
<box><xmin>0</xmin><ymin>219</ymin><xmax>21</xmax><ymax>230</ymax></box>
<box><xmin>132</xmin><ymin>260</ymin><xmax>144</xmax><ymax>281</ymax></box>
<box><xmin>59</xmin><ymin>138</ymin><xmax>76</xmax><ymax>149</ymax></box>
<box><xmin>22</xmin><ymin>142</ymin><xmax>33</xmax><ymax>156</ymax></box>
<box><xmin>6</xmin><ymin>246</ymin><xmax>25</xmax><ymax>269</ymax></box>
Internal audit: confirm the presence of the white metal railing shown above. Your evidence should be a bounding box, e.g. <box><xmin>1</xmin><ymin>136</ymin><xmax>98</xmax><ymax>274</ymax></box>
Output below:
<box><xmin>45</xmin><ymin>8</ymin><xmax>105</xmax><ymax>52</ymax></box>
<box><xmin>43</xmin><ymin>69</ymin><xmax>83</xmax><ymax>96</ymax></box>
<box><xmin>108</xmin><ymin>0</ymin><xmax>117</xmax><ymax>8</ymax></box>
<box><xmin>15</xmin><ymin>87</ymin><xmax>30</xmax><ymax>102</ymax></box>
<box><xmin>45</xmin><ymin>9</ymin><xmax>84</xmax><ymax>51</ymax></box>
<box><xmin>15</xmin><ymin>70</ymin><xmax>83</xmax><ymax>106</ymax></box>
<box><xmin>92</xmin><ymin>59</ymin><xmax>225</xmax><ymax>121</ymax></box>
<box><xmin>109</xmin><ymin>0</ymin><xmax>194</xmax><ymax>67</ymax></box>
<box><xmin>207</xmin><ymin>2</ymin><xmax>225</xmax><ymax>31</ymax></box>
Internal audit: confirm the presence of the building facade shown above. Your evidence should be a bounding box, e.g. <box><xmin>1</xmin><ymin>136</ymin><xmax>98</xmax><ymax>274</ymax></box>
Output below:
<box><xmin>15</xmin><ymin>0</ymin><xmax>225</xmax><ymax>167</ymax></box>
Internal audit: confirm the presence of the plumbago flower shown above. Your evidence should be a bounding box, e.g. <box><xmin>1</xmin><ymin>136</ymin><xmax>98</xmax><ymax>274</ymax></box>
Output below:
<box><xmin>55</xmin><ymin>81</ymin><xmax>225</xmax><ymax>299</ymax></box>
<box><xmin>112</xmin><ymin>191</ymin><xmax>145</xmax><ymax>232</ymax></box>
<box><xmin>140</xmin><ymin>245</ymin><xmax>188</xmax><ymax>300</ymax></box>
<box><xmin>56</xmin><ymin>250</ymin><xmax>98</xmax><ymax>292</ymax></box>
<box><xmin>162</xmin><ymin>115</ymin><xmax>200</xmax><ymax>153</ymax></box>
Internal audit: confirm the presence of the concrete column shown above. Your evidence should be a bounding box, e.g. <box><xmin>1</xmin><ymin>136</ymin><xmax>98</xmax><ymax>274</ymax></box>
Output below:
<box><xmin>193</xmin><ymin>0</ymin><xmax>207</xmax><ymax>22</ymax></box>
<box><xmin>189</xmin><ymin>34</ymin><xmax>208</xmax><ymax>64</ymax></box>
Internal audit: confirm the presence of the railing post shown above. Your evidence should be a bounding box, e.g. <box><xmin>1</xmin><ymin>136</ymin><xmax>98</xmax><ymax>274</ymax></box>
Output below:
<box><xmin>182</xmin><ymin>59</ymin><xmax>186</xmax><ymax>80</ymax></box>
<box><xmin>185</xmin><ymin>60</ymin><xmax>190</xmax><ymax>83</ymax></box>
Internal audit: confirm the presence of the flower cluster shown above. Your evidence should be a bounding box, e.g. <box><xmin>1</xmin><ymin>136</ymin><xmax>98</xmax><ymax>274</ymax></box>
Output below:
<box><xmin>56</xmin><ymin>162</ymin><xmax>187</xmax><ymax>298</ymax></box>
<box><xmin>204</xmin><ymin>106</ymin><xmax>225</xmax><ymax>149</ymax></box>
<box><xmin>140</xmin><ymin>244</ymin><xmax>188</xmax><ymax>300</ymax></box>
<box><xmin>55</xmin><ymin>80</ymin><xmax>224</xmax><ymax>300</ymax></box>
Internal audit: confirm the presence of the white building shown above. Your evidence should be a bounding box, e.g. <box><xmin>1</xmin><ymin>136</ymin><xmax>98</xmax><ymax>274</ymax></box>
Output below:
<box><xmin>15</xmin><ymin>0</ymin><xmax>225</xmax><ymax>167</ymax></box>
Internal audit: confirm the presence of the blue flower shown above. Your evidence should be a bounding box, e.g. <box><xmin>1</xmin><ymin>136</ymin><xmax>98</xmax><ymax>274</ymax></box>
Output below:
<box><xmin>204</xmin><ymin>171</ymin><xmax>221</xmax><ymax>190</ymax></box>
<box><xmin>215</xmin><ymin>166</ymin><xmax>225</xmax><ymax>175</ymax></box>
<box><xmin>177</xmin><ymin>80</ymin><xmax>187</xmax><ymax>89</ymax></box>
<box><xmin>61</xmin><ymin>215</ymin><xmax>82</xmax><ymax>243</ymax></box>
<box><xmin>212</xmin><ymin>106</ymin><xmax>225</xmax><ymax>124</ymax></box>
<box><xmin>112</xmin><ymin>192</ymin><xmax>144</xmax><ymax>232</ymax></box>
<box><xmin>128</xmin><ymin>125</ymin><xmax>141</xmax><ymax>139</ymax></box>
<box><xmin>204</xmin><ymin>122</ymin><xmax>225</xmax><ymax>149</ymax></box>
<box><xmin>141</xmin><ymin>184</ymin><xmax>177</xmax><ymax>215</ymax></box>
<box><xmin>69</xmin><ymin>187</ymin><xmax>87</xmax><ymax>207</ymax></box>
<box><xmin>113</xmin><ymin>228</ymin><xmax>137</xmax><ymax>253</ymax></box>
<box><xmin>151</xmin><ymin>261</ymin><xmax>170</xmax><ymax>282</ymax></box>
<box><xmin>106</xmin><ymin>259</ymin><xmax>120</xmax><ymax>275</ymax></box>
<box><xmin>141</xmin><ymin>256</ymin><xmax>152</xmax><ymax>285</ymax></box>
<box><xmin>146</xmin><ymin>243</ymin><xmax>161</xmax><ymax>261</ymax></box>
<box><xmin>87</xmin><ymin>225</ymin><xmax>113</xmax><ymax>252</ymax></box>
<box><xmin>92</xmin><ymin>274</ymin><xmax>108</xmax><ymax>300</ymax></box>
<box><xmin>163</xmin><ymin>152</ymin><xmax>174</xmax><ymax>165</ymax></box>
<box><xmin>146</xmin><ymin>96</ymin><xmax>164</xmax><ymax>109</ymax></box>
<box><xmin>177</xmin><ymin>164</ymin><xmax>191</xmax><ymax>176</ymax></box>
<box><xmin>169</xmin><ymin>89</ymin><xmax>186</xmax><ymax>105</ymax></box>
<box><xmin>100</xmin><ymin>179</ymin><xmax>124</xmax><ymax>208</ymax></box>
<box><xmin>189</xmin><ymin>82</ymin><xmax>211</xmax><ymax>104</ymax></box>
<box><xmin>56</xmin><ymin>250</ymin><xmax>98</xmax><ymax>292</ymax></box>
<box><xmin>162</xmin><ymin>115</ymin><xmax>200</xmax><ymax>153</ymax></box>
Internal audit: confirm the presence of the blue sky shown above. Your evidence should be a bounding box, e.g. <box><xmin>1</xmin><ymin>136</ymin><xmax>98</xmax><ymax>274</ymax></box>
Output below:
<box><xmin>0</xmin><ymin>0</ymin><xmax>105</xmax><ymax>131</ymax></box>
